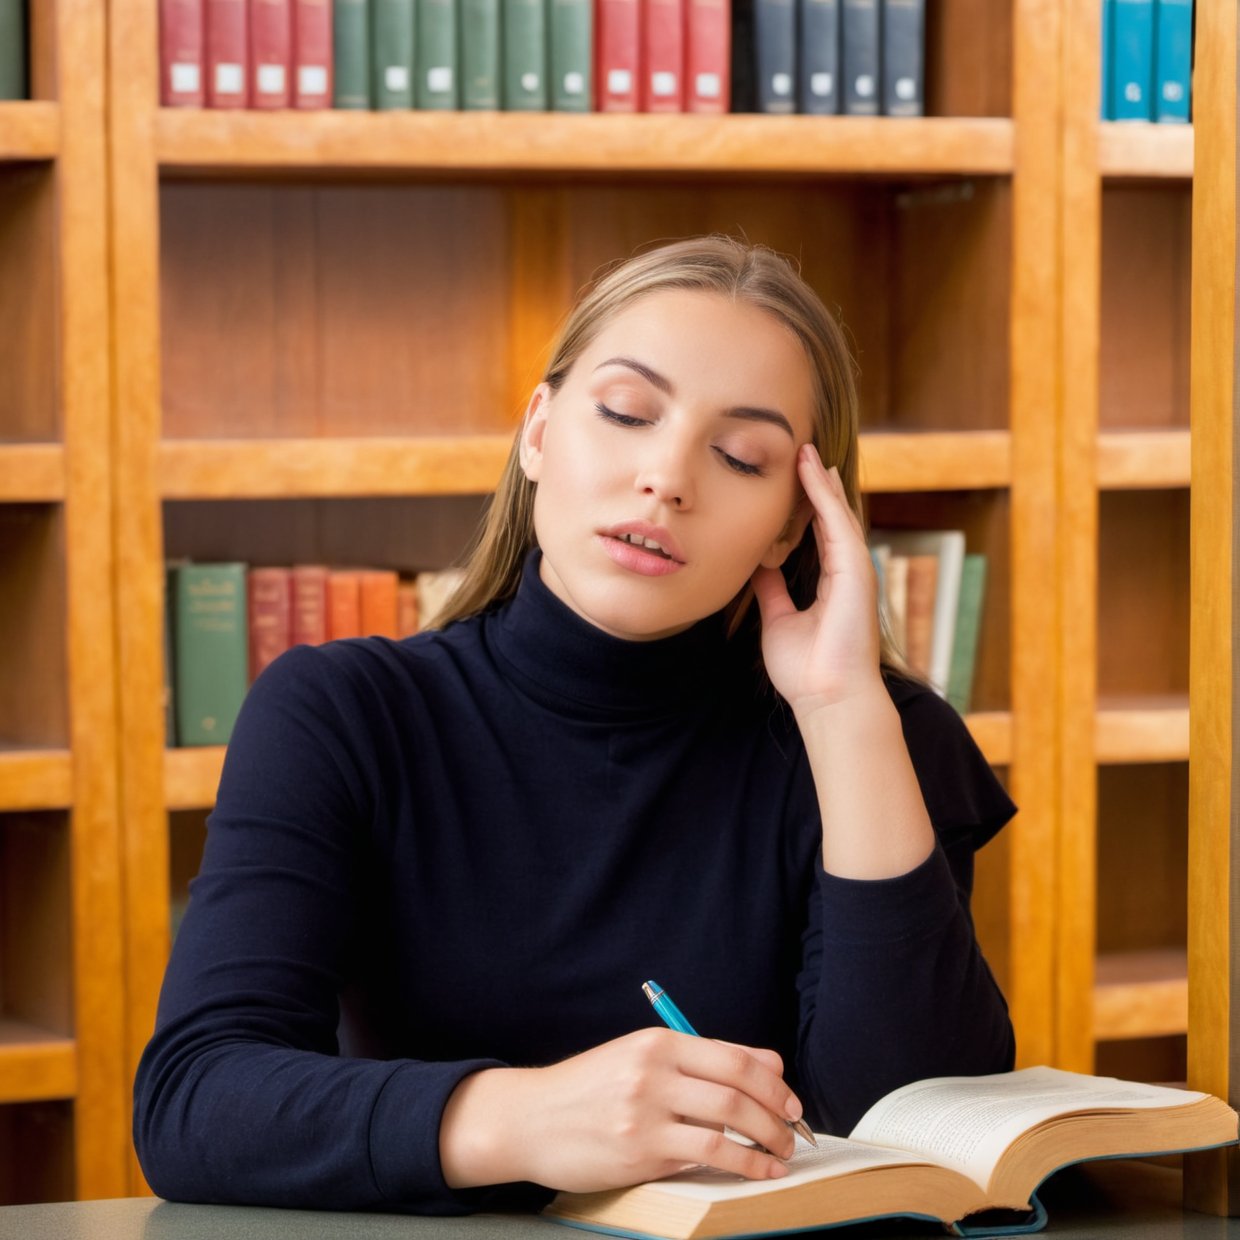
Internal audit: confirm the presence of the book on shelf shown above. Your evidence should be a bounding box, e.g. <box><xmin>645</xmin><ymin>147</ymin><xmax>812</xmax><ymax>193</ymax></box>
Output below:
<box><xmin>753</xmin><ymin>0</ymin><xmax>795</xmax><ymax>113</ymax></box>
<box><xmin>293</xmin><ymin>0</ymin><xmax>333</xmax><ymax>106</ymax></box>
<box><xmin>643</xmin><ymin>0</ymin><xmax>686</xmax><ymax>112</ymax></box>
<box><xmin>360</xmin><ymin>569</ymin><xmax>400</xmax><ymax>638</ymax></box>
<box><xmin>686</xmin><ymin>0</ymin><xmax>728</xmax><ymax>112</ymax></box>
<box><xmin>333</xmin><ymin>0</ymin><xmax>372</xmax><ymax>106</ymax></box>
<box><xmin>797</xmin><ymin>0</ymin><xmax>838</xmax><ymax>114</ymax></box>
<box><xmin>596</xmin><ymin>0</ymin><xmax>640</xmax><ymax>109</ymax></box>
<box><xmin>248</xmin><ymin>566</ymin><xmax>293</xmax><ymax>682</ymax></box>
<box><xmin>0</xmin><ymin>0</ymin><xmax>26</xmax><ymax>100</ymax></box>
<box><xmin>550</xmin><ymin>0</ymin><xmax>593</xmax><ymax>110</ymax></box>
<box><xmin>1102</xmin><ymin>0</ymin><xmax>1193</xmax><ymax>123</ymax></box>
<box><xmin>461</xmin><ymin>0</ymin><xmax>501</xmax><ymax>106</ymax></box>
<box><xmin>881</xmin><ymin>0</ymin><xmax>924</xmax><ymax>116</ymax></box>
<box><xmin>504</xmin><ymin>0</ymin><xmax>549</xmax><ymax>108</ymax></box>
<box><xmin>1111</xmin><ymin>0</ymin><xmax>1154</xmax><ymax>121</ymax></box>
<box><xmin>372</xmin><ymin>0</ymin><xmax>414</xmax><ymax>107</ymax></box>
<box><xmin>840</xmin><ymin>0</ymin><xmax>878</xmax><ymax>115</ymax></box>
<box><xmin>206</xmin><ymin>0</ymin><xmax>250</xmax><ymax>106</ymax></box>
<box><xmin>250</xmin><ymin>0</ymin><xmax>293</xmax><ymax>107</ymax></box>
<box><xmin>417</xmin><ymin>0</ymin><xmax>460</xmax><ymax>107</ymax></box>
<box><xmin>1153</xmin><ymin>0</ymin><xmax>1192</xmax><ymax>123</ymax></box>
<box><xmin>291</xmin><ymin>564</ymin><xmax>330</xmax><ymax>645</ymax></box>
<box><xmin>544</xmin><ymin>1067</ymin><xmax>1239</xmax><ymax>1240</ymax></box>
<box><xmin>946</xmin><ymin>553</ymin><xmax>987</xmax><ymax>716</ymax></box>
<box><xmin>160</xmin><ymin>0</ymin><xmax>206</xmax><ymax>106</ymax></box>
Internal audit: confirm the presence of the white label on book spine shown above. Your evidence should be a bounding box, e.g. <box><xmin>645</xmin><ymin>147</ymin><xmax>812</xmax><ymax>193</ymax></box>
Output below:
<box><xmin>1124</xmin><ymin>81</ymin><xmax>1142</xmax><ymax>103</ymax></box>
<box><xmin>854</xmin><ymin>73</ymin><xmax>874</xmax><ymax>98</ymax></box>
<box><xmin>695</xmin><ymin>72</ymin><xmax>720</xmax><ymax>97</ymax></box>
<box><xmin>427</xmin><ymin>66</ymin><xmax>453</xmax><ymax>92</ymax></box>
<box><xmin>651</xmin><ymin>71</ymin><xmax>676</xmax><ymax>96</ymax></box>
<box><xmin>257</xmin><ymin>64</ymin><xmax>286</xmax><ymax>94</ymax></box>
<box><xmin>521</xmin><ymin>71</ymin><xmax>540</xmax><ymax>91</ymax></box>
<box><xmin>563</xmin><ymin>71</ymin><xmax>585</xmax><ymax>94</ymax></box>
<box><xmin>215</xmin><ymin>63</ymin><xmax>243</xmax><ymax>93</ymax></box>
<box><xmin>299</xmin><ymin>65</ymin><xmax>328</xmax><ymax>94</ymax></box>
<box><xmin>894</xmin><ymin>76</ymin><xmax>915</xmax><ymax>101</ymax></box>
<box><xmin>607</xmin><ymin>68</ymin><xmax>632</xmax><ymax>94</ymax></box>
<box><xmin>1163</xmin><ymin>81</ymin><xmax>1184</xmax><ymax>102</ymax></box>
<box><xmin>771</xmin><ymin>72</ymin><xmax>791</xmax><ymax>96</ymax></box>
<box><xmin>171</xmin><ymin>63</ymin><xmax>201</xmax><ymax>92</ymax></box>
<box><xmin>385</xmin><ymin>65</ymin><xmax>410</xmax><ymax>91</ymax></box>
<box><xmin>810</xmin><ymin>71</ymin><xmax>832</xmax><ymax>97</ymax></box>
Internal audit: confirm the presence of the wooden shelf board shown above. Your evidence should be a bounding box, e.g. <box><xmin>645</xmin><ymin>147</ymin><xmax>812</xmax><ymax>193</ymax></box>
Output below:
<box><xmin>0</xmin><ymin>102</ymin><xmax>59</xmax><ymax>162</ymax></box>
<box><xmin>1097</xmin><ymin>429</ymin><xmax>1190</xmax><ymax>489</ymax></box>
<box><xmin>0</xmin><ymin>1019</ymin><xmax>76</xmax><ymax>1102</ymax></box>
<box><xmin>860</xmin><ymin>430</ymin><xmax>1011</xmax><ymax>492</ymax></box>
<box><xmin>1093</xmin><ymin>948</ymin><xmax>1188</xmax><ymax>1040</ymax></box>
<box><xmin>165</xmin><ymin>746</ymin><xmax>227</xmax><ymax>811</ymax></box>
<box><xmin>155</xmin><ymin>110</ymin><xmax>1016</xmax><ymax>177</ymax></box>
<box><xmin>0</xmin><ymin>748</ymin><xmax>73</xmax><ymax>810</ymax></box>
<box><xmin>1098</xmin><ymin>122</ymin><xmax>1193</xmax><ymax>179</ymax></box>
<box><xmin>0</xmin><ymin>444</ymin><xmax>66</xmax><ymax>502</ymax></box>
<box><xmin>1096</xmin><ymin>696</ymin><xmax>1189</xmax><ymax>763</ymax></box>
<box><xmin>964</xmin><ymin>711</ymin><xmax>1011</xmax><ymax>767</ymax></box>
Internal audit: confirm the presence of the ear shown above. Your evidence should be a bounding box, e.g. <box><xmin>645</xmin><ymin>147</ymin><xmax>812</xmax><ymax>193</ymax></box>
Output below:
<box><xmin>518</xmin><ymin>383</ymin><xmax>553</xmax><ymax>483</ymax></box>
<box><xmin>758</xmin><ymin>491</ymin><xmax>814</xmax><ymax>570</ymax></box>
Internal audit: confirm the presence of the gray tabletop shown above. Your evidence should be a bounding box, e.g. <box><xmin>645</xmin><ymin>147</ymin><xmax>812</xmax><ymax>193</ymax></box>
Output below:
<box><xmin>1</xmin><ymin>1161</ymin><xmax>1238</xmax><ymax>1240</ymax></box>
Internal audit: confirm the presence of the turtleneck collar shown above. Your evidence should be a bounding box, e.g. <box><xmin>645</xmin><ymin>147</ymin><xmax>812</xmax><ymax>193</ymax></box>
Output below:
<box><xmin>485</xmin><ymin>547</ymin><xmax>734</xmax><ymax>719</ymax></box>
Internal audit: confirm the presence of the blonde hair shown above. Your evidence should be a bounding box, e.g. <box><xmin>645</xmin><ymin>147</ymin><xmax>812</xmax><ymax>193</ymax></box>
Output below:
<box><xmin>435</xmin><ymin>234</ymin><xmax>906</xmax><ymax>676</ymax></box>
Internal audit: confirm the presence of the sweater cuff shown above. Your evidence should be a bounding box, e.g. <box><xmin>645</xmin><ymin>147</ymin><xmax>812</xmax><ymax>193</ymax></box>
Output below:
<box><xmin>815</xmin><ymin>842</ymin><xmax>961</xmax><ymax>944</ymax></box>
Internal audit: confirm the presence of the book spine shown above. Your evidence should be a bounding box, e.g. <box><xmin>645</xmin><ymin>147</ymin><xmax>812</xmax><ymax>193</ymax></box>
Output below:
<box><xmin>372</xmin><ymin>0</ymin><xmax>415</xmax><ymax>107</ymax></box>
<box><xmin>397</xmin><ymin>579</ymin><xmax>420</xmax><ymax>637</ymax></box>
<box><xmin>1100</xmin><ymin>0</ymin><xmax>1114</xmax><ymax>118</ymax></box>
<box><xmin>798</xmin><ymin>0</ymin><xmax>837</xmax><ymax>114</ymax></box>
<box><xmin>173</xmin><ymin>563</ymin><xmax>249</xmax><ymax>747</ymax></box>
<box><xmin>333</xmin><ymin>0</ymin><xmax>372</xmax><ymax>106</ymax></box>
<box><xmin>595</xmin><ymin>0</ymin><xmax>640</xmax><ymax>111</ymax></box>
<box><xmin>205</xmin><ymin>0</ymin><xmax>250</xmax><ymax>107</ymax></box>
<box><xmin>685</xmin><ymin>0</ymin><xmax>729</xmax><ymax>112</ymax></box>
<box><xmin>418</xmin><ymin>0</ymin><xmax>460</xmax><ymax>107</ymax></box>
<box><xmin>946</xmin><ymin>554</ymin><xmax>987</xmax><ymax>715</ymax></box>
<box><xmin>161</xmin><ymin>0</ymin><xmax>206</xmax><ymax>106</ymax></box>
<box><xmin>881</xmin><ymin>0</ymin><xmax>922</xmax><ymax>116</ymax></box>
<box><xmin>360</xmin><ymin>569</ymin><xmax>400</xmax><ymax>637</ymax></box>
<box><xmin>328</xmin><ymin>570</ymin><xmax>363</xmax><ymax>639</ymax></box>
<box><xmin>293</xmin><ymin>0</ymin><xmax>333</xmax><ymax>107</ymax></box>
<box><xmin>1152</xmin><ymin>0</ymin><xmax>1192</xmax><ymax>123</ymax></box>
<box><xmin>753</xmin><ymin>0</ymin><xmax>795</xmax><ymax>112</ymax></box>
<box><xmin>549</xmin><ymin>0</ymin><xmax>593</xmax><ymax>110</ymax></box>
<box><xmin>1112</xmin><ymin>0</ymin><xmax>1154</xmax><ymax>121</ymax></box>
<box><xmin>461</xmin><ymin>0</ymin><xmax>502</xmax><ymax>107</ymax></box>
<box><xmin>840</xmin><ymin>0</ymin><xmax>878</xmax><ymax>115</ymax></box>
<box><xmin>643</xmin><ymin>0</ymin><xmax>684</xmax><ymax>111</ymax></box>
<box><xmin>247</xmin><ymin>567</ymin><xmax>292</xmax><ymax>681</ymax></box>
<box><xmin>903</xmin><ymin>553</ymin><xmax>937</xmax><ymax>680</ymax></box>
<box><xmin>164</xmin><ymin>567</ymin><xmax>179</xmax><ymax>747</ymax></box>
<box><xmin>291</xmin><ymin>565</ymin><xmax>330</xmax><ymax>645</ymax></box>
<box><xmin>251</xmin><ymin>0</ymin><xmax>293</xmax><ymax>108</ymax></box>
<box><xmin>0</xmin><ymin>0</ymin><xmax>25</xmax><ymax>100</ymax></box>
<box><xmin>504</xmin><ymin>0</ymin><xmax>549</xmax><ymax>109</ymax></box>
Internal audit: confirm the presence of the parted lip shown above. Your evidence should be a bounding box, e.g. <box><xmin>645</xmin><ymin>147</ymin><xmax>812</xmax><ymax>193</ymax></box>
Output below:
<box><xmin>599</xmin><ymin>521</ymin><xmax>686</xmax><ymax>564</ymax></box>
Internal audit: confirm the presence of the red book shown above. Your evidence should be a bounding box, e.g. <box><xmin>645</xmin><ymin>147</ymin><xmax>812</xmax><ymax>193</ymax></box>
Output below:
<box><xmin>642</xmin><ymin>0</ymin><xmax>684</xmax><ymax>111</ymax></box>
<box><xmin>291</xmin><ymin>564</ymin><xmax>329</xmax><ymax>645</ymax></box>
<box><xmin>359</xmin><ymin>570</ymin><xmax>399</xmax><ymax>639</ymax></box>
<box><xmin>328</xmin><ymin>571</ymin><xmax>363</xmax><ymax>640</ymax></box>
<box><xmin>160</xmin><ymin>0</ymin><xmax>205</xmax><ymax>106</ymax></box>
<box><xmin>205</xmin><ymin>0</ymin><xmax>249</xmax><ymax>107</ymax></box>
<box><xmin>596</xmin><ymin>0</ymin><xmax>641</xmax><ymax>111</ymax></box>
<box><xmin>686</xmin><ymin>0</ymin><xmax>729</xmax><ymax>112</ymax></box>
<box><xmin>248</xmin><ymin>567</ymin><xmax>292</xmax><ymax>682</ymax></box>
<box><xmin>292</xmin><ymin>0</ymin><xmax>332</xmax><ymax>108</ymax></box>
<box><xmin>250</xmin><ymin>0</ymin><xmax>292</xmax><ymax>108</ymax></box>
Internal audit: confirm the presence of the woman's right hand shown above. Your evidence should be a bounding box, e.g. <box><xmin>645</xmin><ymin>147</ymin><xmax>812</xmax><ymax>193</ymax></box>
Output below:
<box><xmin>439</xmin><ymin>1028</ymin><xmax>803</xmax><ymax>1193</ymax></box>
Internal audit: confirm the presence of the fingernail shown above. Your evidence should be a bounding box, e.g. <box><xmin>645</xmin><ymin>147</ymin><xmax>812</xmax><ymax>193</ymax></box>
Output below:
<box><xmin>785</xmin><ymin>1096</ymin><xmax>803</xmax><ymax>1121</ymax></box>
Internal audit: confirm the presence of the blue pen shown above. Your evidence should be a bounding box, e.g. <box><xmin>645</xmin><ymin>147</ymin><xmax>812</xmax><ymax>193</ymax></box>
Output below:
<box><xmin>641</xmin><ymin>979</ymin><xmax>817</xmax><ymax>1147</ymax></box>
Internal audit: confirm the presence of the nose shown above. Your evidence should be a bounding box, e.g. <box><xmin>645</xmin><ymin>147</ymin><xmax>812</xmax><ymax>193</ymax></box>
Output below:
<box><xmin>633</xmin><ymin>433</ymin><xmax>694</xmax><ymax>510</ymax></box>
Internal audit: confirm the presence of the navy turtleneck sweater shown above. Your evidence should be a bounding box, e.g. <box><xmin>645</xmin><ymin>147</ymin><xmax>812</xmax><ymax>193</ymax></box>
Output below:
<box><xmin>134</xmin><ymin>549</ymin><xmax>1016</xmax><ymax>1214</ymax></box>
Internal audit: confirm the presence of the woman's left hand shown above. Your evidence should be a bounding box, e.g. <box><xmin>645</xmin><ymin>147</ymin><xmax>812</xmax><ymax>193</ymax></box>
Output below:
<box><xmin>751</xmin><ymin>444</ymin><xmax>884</xmax><ymax>714</ymax></box>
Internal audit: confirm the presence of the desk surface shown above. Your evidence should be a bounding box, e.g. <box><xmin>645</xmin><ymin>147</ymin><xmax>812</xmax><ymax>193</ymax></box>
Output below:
<box><xmin>1</xmin><ymin>1161</ymin><xmax>1237</xmax><ymax>1240</ymax></box>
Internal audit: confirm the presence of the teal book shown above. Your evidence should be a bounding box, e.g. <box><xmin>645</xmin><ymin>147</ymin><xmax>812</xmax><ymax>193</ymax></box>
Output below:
<box><xmin>1100</xmin><ymin>0</ymin><xmax>1114</xmax><ymax>118</ymax></box>
<box><xmin>1111</xmin><ymin>0</ymin><xmax>1154</xmax><ymax>120</ymax></box>
<box><xmin>0</xmin><ymin>0</ymin><xmax>27</xmax><ymax>99</ymax></box>
<box><xmin>171</xmin><ymin>563</ymin><xmax>249</xmax><ymax>748</ymax></box>
<box><xmin>1153</xmin><ymin>0</ymin><xmax>1192</xmax><ymax>123</ymax></box>
<box><xmin>549</xmin><ymin>0</ymin><xmax>592</xmax><ymax>110</ymax></box>
<box><xmin>461</xmin><ymin>0</ymin><xmax>500</xmax><ymax>106</ymax></box>
<box><xmin>503</xmin><ymin>0</ymin><xmax>547</xmax><ymax>109</ymax></box>
<box><xmin>333</xmin><ymin>0</ymin><xmax>372</xmax><ymax>106</ymax></box>
<box><xmin>946</xmin><ymin>553</ymin><xmax>987</xmax><ymax>716</ymax></box>
<box><xmin>373</xmin><ymin>0</ymin><xmax>415</xmax><ymax>107</ymax></box>
<box><xmin>417</xmin><ymin>0</ymin><xmax>459</xmax><ymax>107</ymax></box>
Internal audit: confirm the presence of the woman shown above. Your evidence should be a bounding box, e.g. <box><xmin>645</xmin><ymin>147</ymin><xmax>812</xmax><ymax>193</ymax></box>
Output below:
<box><xmin>134</xmin><ymin>235</ymin><xmax>1015</xmax><ymax>1214</ymax></box>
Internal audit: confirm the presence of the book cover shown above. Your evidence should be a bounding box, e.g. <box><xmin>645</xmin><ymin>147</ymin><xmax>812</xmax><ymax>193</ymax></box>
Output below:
<box><xmin>291</xmin><ymin>564</ymin><xmax>330</xmax><ymax>645</ymax></box>
<box><xmin>333</xmin><ymin>0</ymin><xmax>372</xmax><ymax>106</ymax></box>
<box><xmin>0</xmin><ymin>0</ymin><xmax>26</xmax><ymax>100</ymax></box>
<box><xmin>840</xmin><ymin>0</ymin><xmax>878</xmax><ymax>115</ymax></box>
<box><xmin>328</xmin><ymin>570</ymin><xmax>363</xmax><ymax>640</ymax></box>
<box><xmin>417</xmin><ymin>0</ymin><xmax>459</xmax><ymax>107</ymax></box>
<box><xmin>1152</xmin><ymin>0</ymin><xmax>1192</xmax><ymax>123</ymax></box>
<box><xmin>946</xmin><ymin>553</ymin><xmax>987</xmax><ymax>716</ymax></box>
<box><xmin>172</xmin><ymin>563</ymin><xmax>249</xmax><ymax>747</ymax></box>
<box><xmin>685</xmin><ymin>0</ymin><xmax>729</xmax><ymax>112</ymax></box>
<box><xmin>205</xmin><ymin>0</ymin><xmax>249</xmax><ymax>107</ymax></box>
<box><xmin>728</xmin><ymin>0</ymin><xmax>755</xmax><ymax>110</ymax></box>
<box><xmin>359</xmin><ymin>569</ymin><xmax>399</xmax><ymax>637</ymax></box>
<box><xmin>248</xmin><ymin>567</ymin><xmax>292</xmax><ymax>681</ymax></box>
<box><xmin>881</xmin><ymin>0</ymin><xmax>923</xmax><ymax>116</ymax></box>
<box><xmin>504</xmin><ymin>0</ymin><xmax>549</xmax><ymax>109</ymax></box>
<box><xmin>903</xmin><ymin>552</ymin><xmax>938</xmax><ymax>684</ymax></box>
<box><xmin>1100</xmin><ymin>0</ymin><xmax>1114</xmax><ymax>118</ymax></box>
<box><xmin>293</xmin><ymin>0</ymin><xmax>333</xmax><ymax>107</ymax></box>
<box><xmin>753</xmin><ymin>0</ymin><xmax>795</xmax><ymax>113</ymax></box>
<box><xmin>397</xmin><ymin>579</ymin><xmax>420</xmax><ymax>637</ymax></box>
<box><xmin>798</xmin><ymin>0</ymin><xmax>838</xmax><ymax>115</ymax></box>
<box><xmin>549</xmin><ymin>0</ymin><xmax>592</xmax><ymax>110</ymax></box>
<box><xmin>250</xmin><ymin>0</ymin><xmax>292</xmax><ymax>108</ymax></box>
<box><xmin>462</xmin><ymin>0</ymin><xmax>502</xmax><ymax>107</ymax></box>
<box><xmin>595</xmin><ymin>0</ymin><xmax>640</xmax><ymax>111</ymax></box>
<box><xmin>1111</xmin><ymin>0</ymin><xmax>1154</xmax><ymax>121</ymax></box>
<box><xmin>160</xmin><ymin>0</ymin><xmax>206</xmax><ymax>106</ymax></box>
<box><xmin>642</xmin><ymin>0</ymin><xmax>684</xmax><ymax>111</ymax></box>
<box><xmin>372</xmin><ymin>0</ymin><xmax>415</xmax><ymax>108</ymax></box>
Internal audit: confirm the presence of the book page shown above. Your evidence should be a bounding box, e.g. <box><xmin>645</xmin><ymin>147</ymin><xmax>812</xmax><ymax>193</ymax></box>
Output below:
<box><xmin>849</xmin><ymin>1067</ymin><xmax>1206</xmax><ymax>1189</ymax></box>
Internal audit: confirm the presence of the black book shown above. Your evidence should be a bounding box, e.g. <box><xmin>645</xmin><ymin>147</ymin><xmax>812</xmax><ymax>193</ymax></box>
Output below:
<box><xmin>841</xmin><ymin>0</ymin><xmax>879</xmax><ymax>114</ymax></box>
<box><xmin>799</xmin><ymin>0</ymin><xmax>839</xmax><ymax>113</ymax></box>
<box><xmin>882</xmin><ymin>0</ymin><xmax>923</xmax><ymax>116</ymax></box>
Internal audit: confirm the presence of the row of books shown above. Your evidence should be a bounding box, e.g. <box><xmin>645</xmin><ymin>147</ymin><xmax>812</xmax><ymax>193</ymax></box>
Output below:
<box><xmin>1100</xmin><ymin>0</ymin><xmax>1192</xmax><ymax>122</ymax></box>
<box><xmin>159</xmin><ymin>0</ymin><xmax>925</xmax><ymax>115</ymax></box>
<box><xmin>868</xmin><ymin>529</ymin><xmax>987</xmax><ymax>715</ymax></box>
<box><xmin>165</xmin><ymin>560</ymin><xmax>465</xmax><ymax>746</ymax></box>
<box><xmin>0</xmin><ymin>0</ymin><xmax>25</xmax><ymax>100</ymax></box>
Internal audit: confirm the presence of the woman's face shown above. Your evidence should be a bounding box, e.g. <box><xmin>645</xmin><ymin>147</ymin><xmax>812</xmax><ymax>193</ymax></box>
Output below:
<box><xmin>519</xmin><ymin>289</ymin><xmax>817</xmax><ymax>641</ymax></box>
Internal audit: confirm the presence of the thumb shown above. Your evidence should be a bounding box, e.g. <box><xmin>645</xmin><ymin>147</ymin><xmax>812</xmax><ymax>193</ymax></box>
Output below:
<box><xmin>750</xmin><ymin>565</ymin><xmax>798</xmax><ymax>628</ymax></box>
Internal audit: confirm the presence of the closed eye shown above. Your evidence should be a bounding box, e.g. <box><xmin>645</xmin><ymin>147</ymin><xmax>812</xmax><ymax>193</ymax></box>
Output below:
<box><xmin>594</xmin><ymin>401</ymin><xmax>766</xmax><ymax>477</ymax></box>
<box><xmin>594</xmin><ymin>401</ymin><xmax>648</xmax><ymax>428</ymax></box>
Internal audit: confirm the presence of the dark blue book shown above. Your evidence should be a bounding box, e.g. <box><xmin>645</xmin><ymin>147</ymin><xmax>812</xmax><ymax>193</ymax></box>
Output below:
<box><xmin>754</xmin><ymin>0</ymin><xmax>796</xmax><ymax>112</ymax></box>
<box><xmin>798</xmin><ymin>0</ymin><xmax>839</xmax><ymax>114</ymax></box>
<box><xmin>1111</xmin><ymin>0</ymin><xmax>1154</xmax><ymax>120</ymax></box>
<box><xmin>881</xmin><ymin>0</ymin><xmax>922</xmax><ymax>116</ymax></box>
<box><xmin>1153</xmin><ymin>0</ymin><xmax>1192</xmax><ymax>123</ymax></box>
<box><xmin>841</xmin><ymin>0</ymin><xmax>878</xmax><ymax>115</ymax></box>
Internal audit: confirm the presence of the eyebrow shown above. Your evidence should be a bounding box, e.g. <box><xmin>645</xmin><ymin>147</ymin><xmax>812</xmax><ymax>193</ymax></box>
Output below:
<box><xmin>593</xmin><ymin>356</ymin><xmax>797</xmax><ymax>439</ymax></box>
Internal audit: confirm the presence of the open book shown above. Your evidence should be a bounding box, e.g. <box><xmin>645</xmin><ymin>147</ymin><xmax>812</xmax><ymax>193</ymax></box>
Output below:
<box><xmin>544</xmin><ymin>1067</ymin><xmax>1238</xmax><ymax>1239</ymax></box>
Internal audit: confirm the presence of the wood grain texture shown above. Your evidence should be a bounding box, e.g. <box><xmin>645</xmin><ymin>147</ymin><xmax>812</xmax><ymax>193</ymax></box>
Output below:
<box><xmin>1097</xmin><ymin>429</ymin><xmax>1191</xmax><ymax>489</ymax></box>
<box><xmin>0</xmin><ymin>446</ymin><xmax>65</xmax><ymax>501</ymax></box>
<box><xmin>1095</xmin><ymin>697</ymin><xmax>1190</xmax><ymax>764</ymax></box>
<box><xmin>0</xmin><ymin>750</ymin><xmax>73</xmax><ymax>810</ymax></box>
<box><xmin>0</xmin><ymin>102</ymin><xmax>58</xmax><ymax>159</ymax></box>
<box><xmin>0</xmin><ymin>1022</ymin><xmax>77</xmax><ymax>1103</ymax></box>
<box><xmin>1094</xmin><ymin>948</ymin><xmax>1188</xmax><ymax>1041</ymax></box>
<box><xmin>1098</xmin><ymin>122</ymin><xmax>1193</xmax><ymax>180</ymax></box>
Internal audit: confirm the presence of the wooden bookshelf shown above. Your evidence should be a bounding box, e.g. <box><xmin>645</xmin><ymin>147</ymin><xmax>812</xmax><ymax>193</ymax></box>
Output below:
<box><xmin>0</xmin><ymin>101</ymin><xmax>59</xmax><ymax>160</ymax></box>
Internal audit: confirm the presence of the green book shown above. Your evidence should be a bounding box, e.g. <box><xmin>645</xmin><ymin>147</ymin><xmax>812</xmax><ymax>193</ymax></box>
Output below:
<box><xmin>333</xmin><ymin>0</ymin><xmax>373</xmax><ymax>107</ymax></box>
<box><xmin>946</xmin><ymin>553</ymin><xmax>987</xmax><ymax>716</ymax></box>
<box><xmin>373</xmin><ymin>0</ymin><xmax>415</xmax><ymax>107</ymax></box>
<box><xmin>0</xmin><ymin>0</ymin><xmax>27</xmax><ymax>100</ymax></box>
<box><xmin>417</xmin><ymin>0</ymin><xmax>459</xmax><ymax>108</ymax></box>
<box><xmin>460</xmin><ymin>0</ymin><xmax>500</xmax><ymax>107</ymax></box>
<box><xmin>171</xmin><ymin>563</ymin><xmax>249</xmax><ymax>748</ymax></box>
<box><xmin>549</xmin><ymin>0</ymin><xmax>591</xmax><ymax>111</ymax></box>
<box><xmin>503</xmin><ymin>0</ymin><xmax>547</xmax><ymax>110</ymax></box>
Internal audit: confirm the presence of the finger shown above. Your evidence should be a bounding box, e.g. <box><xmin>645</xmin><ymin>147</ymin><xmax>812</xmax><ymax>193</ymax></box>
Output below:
<box><xmin>677</xmin><ymin>1038</ymin><xmax>803</xmax><ymax>1130</ymax></box>
<box><xmin>669</xmin><ymin>1076</ymin><xmax>796</xmax><ymax>1162</ymax></box>
<box><xmin>713</xmin><ymin>1041</ymin><xmax>785</xmax><ymax>1077</ymax></box>
<box><xmin>750</xmin><ymin>564</ymin><xmax>798</xmax><ymax>626</ymax></box>
<box><xmin>798</xmin><ymin>452</ymin><xmax>874</xmax><ymax>580</ymax></box>
<box><xmin>667</xmin><ymin>1124</ymin><xmax>791</xmax><ymax>1182</ymax></box>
